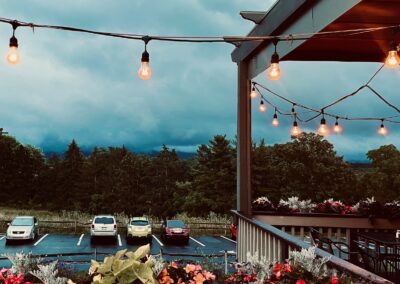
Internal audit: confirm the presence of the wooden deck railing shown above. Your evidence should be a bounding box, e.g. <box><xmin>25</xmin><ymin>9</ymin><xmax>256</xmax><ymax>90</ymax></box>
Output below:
<box><xmin>232</xmin><ymin>210</ymin><xmax>393</xmax><ymax>284</ymax></box>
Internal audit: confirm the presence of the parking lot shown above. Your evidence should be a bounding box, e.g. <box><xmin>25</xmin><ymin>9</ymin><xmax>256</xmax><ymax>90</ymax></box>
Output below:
<box><xmin>0</xmin><ymin>233</ymin><xmax>236</xmax><ymax>269</ymax></box>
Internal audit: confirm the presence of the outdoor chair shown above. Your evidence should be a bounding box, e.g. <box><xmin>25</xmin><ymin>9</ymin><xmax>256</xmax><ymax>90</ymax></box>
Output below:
<box><xmin>309</xmin><ymin>227</ymin><xmax>359</xmax><ymax>259</ymax></box>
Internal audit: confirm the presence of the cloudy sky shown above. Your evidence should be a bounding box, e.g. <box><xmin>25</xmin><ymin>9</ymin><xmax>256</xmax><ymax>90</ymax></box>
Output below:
<box><xmin>0</xmin><ymin>0</ymin><xmax>399</xmax><ymax>161</ymax></box>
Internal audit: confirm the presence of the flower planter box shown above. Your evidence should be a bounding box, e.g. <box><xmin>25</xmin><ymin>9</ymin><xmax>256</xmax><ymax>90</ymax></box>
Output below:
<box><xmin>253</xmin><ymin>211</ymin><xmax>400</xmax><ymax>229</ymax></box>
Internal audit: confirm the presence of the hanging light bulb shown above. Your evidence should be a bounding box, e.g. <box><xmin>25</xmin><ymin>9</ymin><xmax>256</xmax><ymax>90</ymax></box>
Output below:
<box><xmin>259</xmin><ymin>100</ymin><xmax>267</xmax><ymax>112</ymax></box>
<box><xmin>333</xmin><ymin>117</ymin><xmax>343</xmax><ymax>134</ymax></box>
<box><xmin>6</xmin><ymin>22</ymin><xmax>20</xmax><ymax>65</ymax></box>
<box><xmin>317</xmin><ymin>112</ymin><xmax>329</xmax><ymax>136</ymax></box>
<box><xmin>267</xmin><ymin>41</ymin><xmax>281</xmax><ymax>80</ymax></box>
<box><xmin>138</xmin><ymin>37</ymin><xmax>152</xmax><ymax>80</ymax></box>
<box><xmin>378</xmin><ymin>120</ymin><xmax>388</xmax><ymax>136</ymax></box>
<box><xmin>250</xmin><ymin>85</ymin><xmax>257</xmax><ymax>99</ymax></box>
<box><xmin>272</xmin><ymin>109</ymin><xmax>279</xmax><ymax>127</ymax></box>
<box><xmin>385</xmin><ymin>41</ymin><xmax>400</xmax><ymax>68</ymax></box>
<box><xmin>290</xmin><ymin>120</ymin><xmax>302</xmax><ymax>137</ymax></box>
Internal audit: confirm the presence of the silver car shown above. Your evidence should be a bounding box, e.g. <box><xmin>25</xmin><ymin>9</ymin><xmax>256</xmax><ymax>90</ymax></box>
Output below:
<box><xmin>6</xmin><ymin>216</ymin><xmax>38</xmax><ymax>243</ymax></box>
<box><xmin>90</xmin><ymin>215</ymin><xmax>117</xmax><ymax>240</ymax></box>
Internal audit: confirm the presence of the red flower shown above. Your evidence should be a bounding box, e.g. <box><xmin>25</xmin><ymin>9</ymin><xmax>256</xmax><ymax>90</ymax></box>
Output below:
<box><xmin>331</xmin><ymin>276</ymin><xmax>339</xmax><ymax>284</ymax></box>
<box><xmin>296</xmin><ymin>280</ymin><xmax>307</xmax><ymax>284</ymax></box>
<box><xmin>273</xmin><ymin>262</ymin><xmax>282</xmax><ymax>279</ymax></box>
<box><xmin>283</xmin><ymin>263</ymin><xmax>292</xmax><ymax>273</ymax></box>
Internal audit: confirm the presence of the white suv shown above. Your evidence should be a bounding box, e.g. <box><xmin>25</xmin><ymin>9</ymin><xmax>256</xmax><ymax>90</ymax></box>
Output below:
<box><xmin>90</xmin><ymin>215</ymin><xmax>117</xmax><ymax>240</ymax></box>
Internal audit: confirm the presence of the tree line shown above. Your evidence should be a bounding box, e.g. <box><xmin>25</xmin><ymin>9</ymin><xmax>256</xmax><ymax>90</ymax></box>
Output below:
<box><xmin>0</xmin><ymin>133</ymin><xmax>399</xmax><ymax>217</ymax></box>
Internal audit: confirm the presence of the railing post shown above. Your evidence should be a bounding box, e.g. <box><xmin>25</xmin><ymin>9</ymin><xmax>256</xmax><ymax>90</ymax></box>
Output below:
<box><xmin>94</xmin><ymin>248</ymin><xmax>97</xmax><ymax>261</ymax></box>
<box><xmin>224</xmin><ymin>250</ymin><xmax>228</xmax><ymax>274</ymax></box>
<box><xmin>349</xmin><ymin>229</ymin><xmax>358</xmax><ymax>263</ymax></box>
<box><xmin>74</xmin><ymin>220</ymin><xmax>77</xmax><ymax>234</ymax></box>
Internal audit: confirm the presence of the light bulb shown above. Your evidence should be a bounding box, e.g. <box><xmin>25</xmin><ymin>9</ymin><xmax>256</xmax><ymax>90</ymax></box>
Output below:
<box><xmin>267</xmin><ymin>62</ymin><xmax>281</xmax><ymax>80</ymax></box>
<box><xmin>6</xmin><ymin>36</ymin><xmax>19</xmax><ymax>65</ymax></box>
<box><xmin>250</xmin><ymin>86</ymin><xmax>257</xmax><ymax>99</ymax></box>
<box><xmin>317</xmin><ymin>117</ymin><xmax>329</xmax><ymax>136</ymax></box>
<box><xmin>267</xmin><ymin>51</ymin><xmax>281</xmax><ymax>80</ymax></box>
<box><xmin>385</xmin><ymin>43</ymin><xmax>400</xmax><ymax>68</ymax></box>
<box><xmin>272</xmin><ymin>114</ymin><xmax>279</xmax><ymax>127</ymax></box>
<box><xmin>290</xmin><ymin>121</ymin><xmax>301</xmax><ymax>137</ymax></box>
<box><xmin>138</xmin><ymin>61</ymin><xmax>152</xmax><ymax>80</ymax></box>
<box><xmin>138</xmin><ymin>49</ymin><xmax>152</xmax><ymax>80</ymax></box>
<box><xmin>333</xmin><ymin>122</ymin><xmax>342</xmax><ymax>134</ymax></box>
<box><xmin>378</xmin><ymin>122</ymin><xmax>388</xmax><ymax>136</ymax></box>
<box><xmin>259</xmin><ymin>100</ymin><xmax>266</xmax><ymax>112</ymax></box>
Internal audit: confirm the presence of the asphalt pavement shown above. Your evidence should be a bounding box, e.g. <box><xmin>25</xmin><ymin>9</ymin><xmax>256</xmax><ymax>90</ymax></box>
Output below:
<box><xmin>0</xmin><ymin>233</ymin><xmax>237</xmax><ymax>270</ymax></box>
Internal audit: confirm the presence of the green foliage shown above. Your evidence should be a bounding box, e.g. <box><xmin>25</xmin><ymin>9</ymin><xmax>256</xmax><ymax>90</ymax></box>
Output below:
<box><xmin>252</xmin><ymin>133</ymin><xmax>358</xmax><ymax>203</ymax></box>
<box><xmin>89</xmin><ymin>244</ymin><xmax>157</xmax><ymax>284</ymax></box>
<box><xmin>360</xmin><ymin>144</ymin><xmax>400</xmax><ymax>201</ymax></box>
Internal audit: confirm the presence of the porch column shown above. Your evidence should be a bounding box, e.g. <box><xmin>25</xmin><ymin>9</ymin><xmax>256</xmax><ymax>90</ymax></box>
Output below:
<box><xmin>236</xmin><ymin>60</ymin><xmax>252</xmax><ymax>216</ymax></box>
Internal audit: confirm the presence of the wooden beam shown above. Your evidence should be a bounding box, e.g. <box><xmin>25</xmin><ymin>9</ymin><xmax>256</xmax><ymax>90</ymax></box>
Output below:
<box><xmin>237</xmin><ymin>60</ymin><xmax>252</xmax><ymax>216</ymax></box>
<box><xmin>247</xmin><ymin>0</ymin><xmax>361</xmax><ymax>78</ymax></box>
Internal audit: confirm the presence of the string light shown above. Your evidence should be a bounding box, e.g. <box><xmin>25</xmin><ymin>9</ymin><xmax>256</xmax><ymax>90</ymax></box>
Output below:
<box><xmin>138</xmin><ymin>36</ymin><xmax>152</xmax><ymax>80</ymax></box>
<box><xmin>6</xmin><ymin>22</ymin><xmax>20</xmax><ymax>65</ymax></box>
<box><xmin>250</xmin><ymin>83</ymin><xmax>257</xmax><ymax>99</ymax></box>
<box><xmin>290</xmin><ymin>119</ymin><xmax>302</xmax><ymax>137</ymax></box>
<box><xmin>272</xmin><ymin>108</ymin><xmax>279</xmax><ymax>127</ymax></box>
<box><xmin>385</xmin><ymin>41</ymin><xmax>400</xmax><ymax>68</ymax></box>
<box><xmin>378</xmin><ymin>120</ymin><xmax>388</xmax><ymax>136</ymax></box>
<box><xmin>317</xmin><ymin>111</ymin><xmax>329</xmax><ymax>136</ymax></box>
<box><xmin>333</xmin><ymin>117</ymin><xmax>343</xmax><ymax>134</ymax></box>
<box><xmin>267</xmin><ymin>40</ymin><xmax>281</xmax><ymax>80</ymax></box>
<box><xmin>259</xmin><ymin>100</ymin><xmax>267</xmax><ymax>112</ymax></box>
<box><xmin>291</xmin><ymin>104</ymin><xmax>296</xmax><ymax>115</ymax></box>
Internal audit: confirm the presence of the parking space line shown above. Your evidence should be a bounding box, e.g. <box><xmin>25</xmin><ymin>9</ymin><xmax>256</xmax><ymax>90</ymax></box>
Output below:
<box><xmin>117</xmin><ymin>234</ymin><xmax>122</xmax><ymax>246</ymax></box>
<box><xmin>34</xmin><ymin>234</ymin><xmax>49</xmax><ymax>246</ymax></box>
<box><xmin>220</xmin><ymin>235</ymin><xmax>237</xmax><ymax>243</ymax></box>
<box><xmin>152</xmin><ymin>235</ymin><xmax>164</xmax><ymax>247</ymax></box>
<box><xmin>0</xmin><ymin>236</ymin><xmax>5</xmax><ymax>241</ymax></box>
<box><xmin>190</xmin><ymin>237</ymin><xmax>206</xmax><ymax>247</ymax></box>
<box><xmin>77</xmin><ymin>234</ymin><xmax>84</xmax><ymax>246</ymax></box>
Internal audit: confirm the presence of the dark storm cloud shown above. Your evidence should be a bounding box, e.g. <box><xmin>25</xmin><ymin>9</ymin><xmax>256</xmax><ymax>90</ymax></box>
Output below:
<box><xmin>0</xmin><ymin>0</ymin><xmax>398</xmax><ymax>159</ymax></box>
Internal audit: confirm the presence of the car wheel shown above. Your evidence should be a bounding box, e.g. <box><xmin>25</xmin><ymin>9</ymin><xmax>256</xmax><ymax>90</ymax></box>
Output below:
<box><xmin>5</xmin><ymin>239</ymin><xmax>10</xmax><ymax>245</ymax></box>
<box><xmin>184</xmin><ymin>238</ymin><xmax>189</xmax><ymax>245</ymax></box>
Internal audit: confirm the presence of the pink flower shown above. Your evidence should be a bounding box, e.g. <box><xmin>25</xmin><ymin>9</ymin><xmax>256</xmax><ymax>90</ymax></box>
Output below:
<box><xmin>185</xmin><ymin>264</ymin><xmax>196</xmax><ymax>274</ymax></box>
<box><xmin>202</xmin><ymin>270</ymin><xmax>215</xmax><ymax>280</ymax></box>
<box><xmin>193</xmin><ymin>273</ymin><xmax>206</xmax><ymax>284</ymax></box>
<box><xmin>194</xmin><ymin>265</ymin><xmax>202</xmax><ymax>271</ymax></box>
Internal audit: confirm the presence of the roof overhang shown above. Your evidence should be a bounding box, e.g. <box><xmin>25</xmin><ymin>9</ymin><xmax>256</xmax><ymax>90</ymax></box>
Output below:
<box><xmin>232</xmin><ymin>0</ymin><xmax>400</xmax><ymax>79</ymax></box>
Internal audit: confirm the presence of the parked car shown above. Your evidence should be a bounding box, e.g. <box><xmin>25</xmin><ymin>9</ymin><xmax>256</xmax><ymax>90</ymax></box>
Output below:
<box><xmin>126</xmin><ymin>217</ymin><xmax>152</xmax><ymax>243</ymax></box>
<box><xmin>161</xmin><ymin>219</ymin><xmax>190</xmax><ymax>244</ymax></box>
<box><xmin>6</xmin><ymin>216</ymin><xmax>38</xmax><ymax>243</ymax></box>
<box><xmin>90</xmin><ymin>215</ymin><xmax>117</xmax><ymax>240</ymax></box>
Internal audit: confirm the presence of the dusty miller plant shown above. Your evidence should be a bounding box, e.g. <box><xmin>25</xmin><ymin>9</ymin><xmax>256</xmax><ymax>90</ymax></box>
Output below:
<box><xmin>148</xmin><ymin>254</ymin><xmax>165</xmax><ymax>277</ymax></box>
<box><xmin>1</xmin><ymin>251</ymin><xmax>43</xmax><ymax>275</ymax></box>
<box><xmin>279</xmin><ymin>196</ymin><xmax>316</xmax><ymax>213</ymax></box>
<box><xmin>30</xmin><ymin>261</ymin><xmax>69</xmax><ymax>284</ymax></box>
<box><xmin>289</xmin><ymin>246</ymin><xmax>330</xmax><ymax>278</ymax></box>
<box><xmin>235</xmin><ymin>251</ymin><xmax>273</xmax><ymax>282</ymax></box>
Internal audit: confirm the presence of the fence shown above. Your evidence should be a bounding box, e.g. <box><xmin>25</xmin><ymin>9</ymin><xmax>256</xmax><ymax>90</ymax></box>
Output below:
<box><xmin>0</xmin><ymin>220</ymin><xmax>230</xmax><ymax>235</ymax></box>
<box><xmin>233</xmin><ymin>210</ymin><xmax>393</xmax><ymax>284</ymax></box>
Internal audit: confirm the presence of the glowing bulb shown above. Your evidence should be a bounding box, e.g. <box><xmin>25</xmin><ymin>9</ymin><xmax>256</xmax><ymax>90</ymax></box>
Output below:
<box><xmin>6</xmin><ymin>36</ymin><xmax>19</xmax><ymax>65</ymax></box>
<box><xmin>290</xmin><ymin>121</ymin><xmax>302</xmax><ymax>137</ymax></box>
<box><xmin>267</xmin><ymin>51</ymin><xmax>281</xmax><ymax>80</ymax></box>
<box><xmin>333</xmin><ymin>122</ymin><xmax>342</xmax><ymax>134</ymax></box>
<box><xmin>272</xmin><ymin>113</ymin><xmax>279</xmax><ymax>127</ymax></box>
<box><xmin>317</xmin><ymin>116</ymin><xmax>329</xmax><ymax>136</ymax></box>
<box><xmin>259</xmin><ymin>100</ymin><xmax>266</xmax><ymax>112</ymax></box>
<box><xmin>250</xmin><ymin>86</ymin><xmax>257</xmax><ymax>99</ymax></box>
<box><xmin>385</xmin><ymin>48</ymin><xmax>400</xmax><ymax>68</ymax></box>
<box><xmin>378</xmin><ymin>122</ymin><xmax>388</xmax><ymax>136</ymax></box>
<box><xmin>138</xmin><ymin>61</ymin><xmax>152</xmax><ymax>80</ymax></box>
<box><xmin>267</xmin><ymin>63</ymin><xmax>281</xmax><ymax>80</ymax></box>
<box><xmin>138</xmin><ymin>48</ymin><xmax>152</xmax><ymax>80</ymax></box>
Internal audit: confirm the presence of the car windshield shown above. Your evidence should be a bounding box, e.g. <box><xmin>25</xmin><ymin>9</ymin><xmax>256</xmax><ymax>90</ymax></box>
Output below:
<box><xmin>167</xmin><ymin>220</ymin><xmax>185</xmax><ymax>228</ymax></box>
<box><xmin>95</xmin><ymin>217</ymin><xmax>114</xmax><ymax>224</ymax></box>
<box><xmin>131</xmin><ymin>220</ymin><xmax>149</xmax><ymax>226</ymax></box>
<box><xmin>11</xmin><ymin>218</ymin><xmax>33</xmax><ymax>226</ymax></box>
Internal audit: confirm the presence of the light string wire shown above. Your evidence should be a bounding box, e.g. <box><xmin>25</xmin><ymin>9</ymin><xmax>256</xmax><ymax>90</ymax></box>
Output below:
<box><xmin>0</xmin><ymin>17</ymin><xmax>399</xmax><ymax>44</ymax></box>
<box><xmin>254</xmin><ymin>64</ymin><xmax>400</xmax><ymax>125</ymax></box>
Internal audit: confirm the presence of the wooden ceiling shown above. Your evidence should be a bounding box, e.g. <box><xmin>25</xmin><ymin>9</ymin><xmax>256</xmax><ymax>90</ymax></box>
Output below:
<box><xmin>283</xmin><ymin>0</ymin><xmax>400</xmax><ymax>62</ymax></box>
